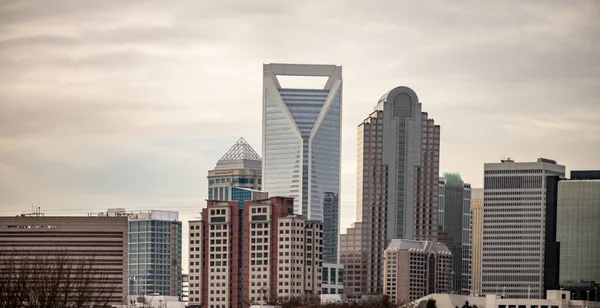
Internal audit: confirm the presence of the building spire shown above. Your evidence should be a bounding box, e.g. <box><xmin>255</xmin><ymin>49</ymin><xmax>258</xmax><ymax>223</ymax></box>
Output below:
<box><xmin>215</xmin><ymin>137</ymin><xmax>262</xmax><ymax>170</ymax></box>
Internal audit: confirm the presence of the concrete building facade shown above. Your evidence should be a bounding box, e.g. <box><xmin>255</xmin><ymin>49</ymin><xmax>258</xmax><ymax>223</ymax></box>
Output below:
<box><xmin>188</xmin><ymin>197</ymin><xmax>323</xmax><ymax>308</ymax></box>
<box><xmin>557</xmin><ymin>171</ymin><xmax>600</xmax><ymax>301</ymax></box>
<box><xmin>182</xmin><ymin>273</ymin><xmax>189</xmax><ymax>306</ymax></box>
<box><xmin>189</xmin><ymin>183</ymin><xmax>266</xmax><ymax>308</ymax></box>
<box><xmin>208</xmin><ymin>137</ymin><xmax>262</xmax><ymax>201</ymax></box>
<box><xmin>482</xmin><ymin>158</ymin><xmax>565</xmax><ymax>299</ymax></box>
<box><xmin>485</xmin><ymin>290</ymin><xmax>600</xmax><ymax>308</ymax></box>
<box><xmin>339</xmin><ymin>222</ymin><xmax>366</xmax><ymax>298</ymax></box>
<box><xmin>340</xmin><ymin>86</ymin><xmax>441</xmax><ymax>297</ymax></box>
<box><xmin>322</xmin><ymin>263</ymin><xmax>344</xmax><ymax>295</ymax></box>
<box><xmin>439</xmin><ymin>173</ymin><xmax>472</xmax><ymax>295</ymax></box>
<box><xmin>0</xmin><ymin>216</ymin><xmax>129</xmax><ymax>306</ymax></box>
<box><xmin>262</xmin><ymin>63</ymin><xmax>342</xmax><ymax>263</ymax></box>
<box><xmin>411</xmin><ymin>290</ymin><xmax>600</xmax><ymax>308</ymax></box>
<box><xmin>127</xmin><ymin>295</ymin><xmax>185</xmax><ymax>308</ymax></box>
<box><xmin>471</xmin><ymin>188</ymin><xmax>484</xmax><ymax>296</ymax></box>
<box><xmin>382</xmin><ymin>239</ymin><xmax>453</xmax><ymax>304</ymax></box>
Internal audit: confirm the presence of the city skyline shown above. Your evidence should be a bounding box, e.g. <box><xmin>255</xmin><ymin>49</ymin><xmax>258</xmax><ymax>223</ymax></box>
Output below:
<box><xmin>1</xmin><ymin>0</ymin><xmax>599</xmax><ymax>278</ymax></box>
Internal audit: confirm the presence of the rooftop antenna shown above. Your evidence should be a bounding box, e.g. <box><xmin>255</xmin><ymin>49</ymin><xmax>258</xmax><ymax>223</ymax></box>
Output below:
<box><xmin>501</xmin><ymin>156</ymin><xmax>514</xmax><ymax>163</ymax></box>
<box><xmin>20</xmin><ymin>205</ymin><xmax>44</xmax><ymax>217</ymax></box>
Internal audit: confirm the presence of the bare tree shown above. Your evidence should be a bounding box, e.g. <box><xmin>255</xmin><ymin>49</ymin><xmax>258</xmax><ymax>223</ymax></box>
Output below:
<box><xmin>425</xmin><ymin>298</ymin><xmax>437</xmax><ymax>308</ymax></box>
<box><xmin>0</xmin><ymin>249</ymin><xmax>120</xmax><ymax>308</ymax></box>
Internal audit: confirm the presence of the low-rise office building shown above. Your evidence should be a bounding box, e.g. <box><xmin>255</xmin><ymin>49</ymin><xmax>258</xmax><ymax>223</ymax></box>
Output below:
<box><xmin>92</xmin><ymin>208</ymin><xmax>183</xmax><ymax>298</ymax></box>
<box><xmin>383</xmin><ymin>239</ymin><xmax>453</xmax><ymax>304</ymax></box>
<box><xmin>0</xmin><ymin>215</ymin><xmax>129</xmax><ymax>306</ymax></box>
<box><xmin>412</xmin><ymin>290</ymin><xmax>600</xmax><ymax>308</ymax></box>
<box><xmin>485</xmin><ymin>290</ymin><xmax>600</xmax><ymax>308</ymax></box>
<box><xmin>322</xmin><ymin>263</ymin><xmax>344</xmax><ymax>295</ymax></box>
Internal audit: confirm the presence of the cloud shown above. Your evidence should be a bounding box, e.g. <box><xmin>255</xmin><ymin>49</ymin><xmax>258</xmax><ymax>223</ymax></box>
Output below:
<box><xmin>0</xmin><ymin>0</ymin><xmax>599</xmax><ymax>272</ymax></box>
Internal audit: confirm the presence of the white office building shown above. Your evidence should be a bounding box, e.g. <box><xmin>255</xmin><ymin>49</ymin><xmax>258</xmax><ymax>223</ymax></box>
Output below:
<box><xmin>262</xmin><ymin>63</ymin><xmax>342</xmax><ymax>263</ymax></box>
<box><xmin>481</xmin><ymin>158</ymin><xmax>565</xmax><ymax>299</ymax></box>
<box><xmin>411</xmin><ymin>290</ymin><xmax>600</xmax><ymax>308</ymax></box>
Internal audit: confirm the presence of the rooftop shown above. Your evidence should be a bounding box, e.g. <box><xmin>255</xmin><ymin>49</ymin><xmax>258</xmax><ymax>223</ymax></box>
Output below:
<box><xmin>215</xmin><ymin>137</ymin><xmax>262</xmax><ymax>170</ymax></box>
<box><xmin>386</xmin><ymin>239</ymin><xmax>452</xmax><ymax>254</ymax></box>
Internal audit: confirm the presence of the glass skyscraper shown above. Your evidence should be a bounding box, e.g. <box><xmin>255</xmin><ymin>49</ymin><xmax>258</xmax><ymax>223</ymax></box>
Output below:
<box><xmin>439</xmin><ymin>173</ymin><xmax>472</xmax><ymax>295</ymax></box>
<box><xmin>557</xmin><ymin>170</ymin><xmax>600</xmax><ymax>301</ymax></box>
<box><xmin>262</xmin><ymin>63</ymin><xmax>342</xmax><ymax>263</ymax></box>
<box><xmin>120</xmin><ymin>210</ymin><xmax>182</xmax><ymax>298</ymax></box>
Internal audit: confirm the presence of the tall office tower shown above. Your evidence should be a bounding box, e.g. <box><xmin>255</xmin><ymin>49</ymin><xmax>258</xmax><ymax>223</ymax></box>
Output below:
<box><xmin>262</xmin><ymin>63</ymin><xmax>342</xmax><ymax>263</ymax></box>
<box><xmin>0</xmin><ymin>216</ymin><xmax>128</xmax><ymax>306</ymax></box>
<box><xmin>471</xmin><ymin>188</ymin><xmax>484</xmax><ymax>296</ymax></box>
<box><xmin>556</xmin><ymin>170</ymin><xmax>600</xmax><ymax>301</ymax></box>
<box><xmin>340</xmin><ymin>86</ymin><xmax>440</xmax><ymax>296</ymax></box>
<box><xmin>207</xmin><ymin>138</ymin><xmax>265</xmax><ymax>302</ymax></box>
<box><xmin>543</xmin><ymin>173</ymin><xmax>561</xmax><ymax>295</ymax></box>
<box><xmin>382</xmin><ymin>239</ymin><xmax>453</xmax><ymax>304</ymax></box>
<box><xmin>439</xmin><ymin>173</ymin><xmax>472</xmax><ymax>295</ymax></box>
<box><xmin>481</xmin><ymin>158</ymin><xmax>565</xmax><ymax>299</ymax></box>
<box><xmin>99</xmin><ymin>209</ymin><xmax>182</xmax><ymax>297</ymax></box>
<box><xmin>208</xmin><ymin>137</ymin><xmax>262</xmax><ymax>201</ymax></box>
<box><xmin>188</xmin><ymin>196</ymin><xmax>323</xmax><ymax>308</ymax></box>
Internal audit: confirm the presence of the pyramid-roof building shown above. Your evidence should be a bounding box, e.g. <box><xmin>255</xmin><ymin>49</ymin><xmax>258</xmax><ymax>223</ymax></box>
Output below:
<box><xmin>215</xmin><ymin>137</ymin><xmax>262</xmax><ymax>170</ymax></box>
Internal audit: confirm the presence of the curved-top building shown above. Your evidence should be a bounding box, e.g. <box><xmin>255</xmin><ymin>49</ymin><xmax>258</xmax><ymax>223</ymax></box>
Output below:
<box><xmin>340</xmin><ymin>86</ymin><xmax>441</xmax><ymax>296</ymax></box>
<box><xmin>262</xmin><ymin>63</ymin><xmax>342</xmax><ymax>263</ymax></box>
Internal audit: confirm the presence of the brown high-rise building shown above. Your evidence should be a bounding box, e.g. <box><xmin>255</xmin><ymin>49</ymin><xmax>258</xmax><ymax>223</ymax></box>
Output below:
<box><xmin>0</xmin><ymin>216</ymin><xmax>128</xmax><ymax>306</ymax></box>
<box><xmin>382</xmin><ymin>240</ymin><xmax>452</xmax><ymax>304</ymax></box>
<box><xmin>187</xmin><ymin>196</ymin><xmax>323</xmax><ymax>308</ymax></box>
<box><xmin>340</xmin><ymin>86</ymin><xmax>440</xmax><ymax>297</ymax></box>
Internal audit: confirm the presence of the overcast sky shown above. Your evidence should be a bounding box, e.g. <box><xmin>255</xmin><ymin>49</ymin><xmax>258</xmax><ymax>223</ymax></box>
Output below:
<box><xmin>1</xmin><ymin>0</ymin><xmax>599</xmax><ymax>270</ymax></box>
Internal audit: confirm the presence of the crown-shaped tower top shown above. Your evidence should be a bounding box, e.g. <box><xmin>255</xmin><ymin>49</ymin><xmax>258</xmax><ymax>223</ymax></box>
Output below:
<box><xmin>215</xmin><ymin>137</ymin><xmax>262</xmax><ymax>170</ymax></box>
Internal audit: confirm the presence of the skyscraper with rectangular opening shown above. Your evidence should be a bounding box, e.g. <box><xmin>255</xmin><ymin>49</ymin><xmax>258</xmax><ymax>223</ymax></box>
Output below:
<box><xmin>262</xmin><ymin>63</ymin><xmax>342</xmax><ymax>263</ymax></box>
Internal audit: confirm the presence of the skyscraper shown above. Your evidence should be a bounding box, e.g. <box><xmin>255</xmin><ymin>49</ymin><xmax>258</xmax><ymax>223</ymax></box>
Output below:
<box><xmin>375</xmin><ymin>87</ymin><xmax>441</xmax><ymax>242</ymax></box>
<box><xmin>481</xmin><ymin>158</ymin><xmax>565</xmax><ymax>299</ymax></box>
<box><xmin>340</xmin><ymin>86</ymin><xmax>440</xmax><ymax>296</ymax></box>
<box><xmin>439</xmin><ymin>173</ymin><xmax>472</xmax><ymax>295</ymax></box>
<box><xmin>556</xmin><ymin>170</ymin><xmax>600</xmax><ymax>301</ymax></box>
<box><xmin>208</xmin><ymin>137</ymin><xmax>262</xmax><ymax>201</ymax></box>
<box><xmin>262</xmin><ymin>63</ymin><xmax>342</xmax><ymax>263</ymax></box>
<box><xmin>471</xmin><ymin>188</ymin><xmax>484</xmax><ymax>296</ymax></box>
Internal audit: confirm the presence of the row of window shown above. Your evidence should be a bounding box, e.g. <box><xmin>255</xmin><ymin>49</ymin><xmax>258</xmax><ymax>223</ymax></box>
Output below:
<box><xmin>484</xmin><ymin>169</ymin><xmax>542</xmax><ymax>174</ymax></box>
<box><xmin>209</xmin><ymin>177</ymin><xmax>261</xmax><ymax>185</ymax></box>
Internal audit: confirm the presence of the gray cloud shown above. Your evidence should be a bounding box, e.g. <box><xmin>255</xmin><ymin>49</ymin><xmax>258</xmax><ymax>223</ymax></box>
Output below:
<box><xmin>1</xmin><ymin>0</ymin><xmax>599</xmax><ymax>269</ymax></box>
